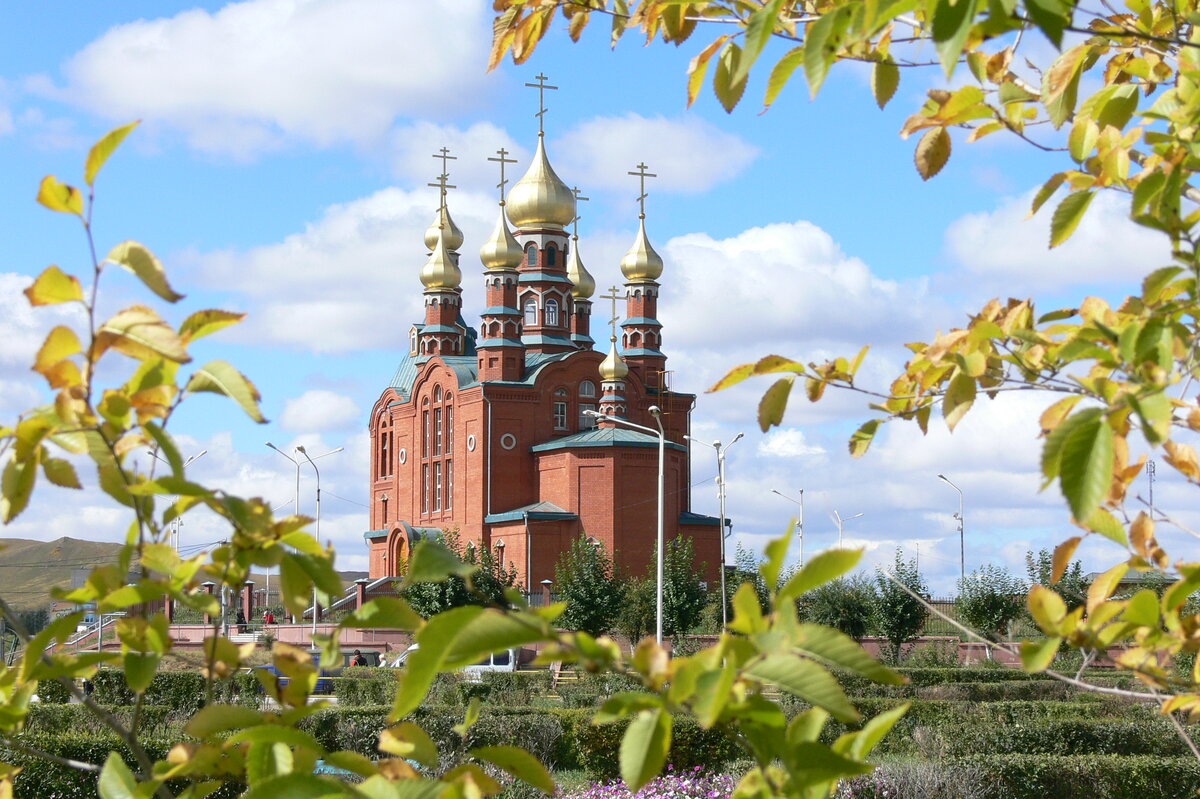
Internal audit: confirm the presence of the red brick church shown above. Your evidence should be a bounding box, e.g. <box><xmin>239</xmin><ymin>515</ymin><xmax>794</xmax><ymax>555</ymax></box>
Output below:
<box><xmin>364</xmin><ymin>109</ymin><xmax>722</xmax><ymax>591</ymax></box>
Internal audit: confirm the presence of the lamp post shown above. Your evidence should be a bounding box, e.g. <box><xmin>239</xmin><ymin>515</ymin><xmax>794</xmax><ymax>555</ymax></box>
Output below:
<box><xmin>686</xmin><ymin>432</ymin><xmax>744</xmax><ymax>629</ymax></box>
<box><xmin>937</xmin><ymin>473</ymin><xmax>965</xmax><ymax>583</ymax></box>
<box><xmin>266</xmin><ymin>442</ymin><xmax>303</xmax><ymax>614</ymax></box>
<box><xmin>833</xmin><ymin>510</ymin><xmax>864</xmax><ymax>549</ymax></box>
<box><xmin>298</xmin><ymin>446</ymin><xmax>344</xmax><ymax>643</ymax></box>
<box><xmin>148</xmin><ymin>449</ymin><xmax>207</xmax><ymax>552</ymax></box>
<box><xmin>584</xmin><ymin>406</ymin><xmax>666</xmax><ymax>643</ymax></box>
<box><xmin>771</xmin><ymin>489</ymin><xmax>804</xmax><ymax>568</ymax></box>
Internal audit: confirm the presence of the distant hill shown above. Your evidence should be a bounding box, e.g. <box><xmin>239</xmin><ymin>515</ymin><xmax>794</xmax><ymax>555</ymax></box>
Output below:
<box><xmin>0</xmin><ymin>537</ymin><xmax>373</xmax><ymax>611</ymax></box>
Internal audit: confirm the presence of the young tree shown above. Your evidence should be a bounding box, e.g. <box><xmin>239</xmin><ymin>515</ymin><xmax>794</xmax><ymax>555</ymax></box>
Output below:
<box><xmin>661</xmin><ymin>535</ymin><xmax>708</xmax><ymax>637</ymax></box>
<box><xmin>554</xmin><ymin>536</ymin><xmax>624</xmax><ymax>636</ymax></box>
<box><xmin>1025</xmin><ymin>548</ymin><xmax>1087</xmax><ymax>610</ymax></box>
<box><xmin>616</xmin><ymin>575</ymin><xmax>656</xmax><ymax>644</ymax></box>
<box><xmin>873</xmin><ymin>550</ymin><xmax>929</xmax><ymax>663</ymax></box>
<box><xmin>805</xmin><ymin>575</ymin><xmax>877</xmax><ymax>641</ymax></box>
<box><xmin>957</xmin><ymin>565</ymin><xmax>1027</xmax><ymax>645</ymax></box>
<box><xmin>400</xmin><ymin>529</ymin><xmax>518</xmax><ymax>618</ymax></box>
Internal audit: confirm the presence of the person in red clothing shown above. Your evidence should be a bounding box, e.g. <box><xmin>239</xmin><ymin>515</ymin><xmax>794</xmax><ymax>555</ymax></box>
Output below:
<box><xmin>263</xmin><ymin>610</ymin><xmax>275</xmax><ymax>626</ymax></box>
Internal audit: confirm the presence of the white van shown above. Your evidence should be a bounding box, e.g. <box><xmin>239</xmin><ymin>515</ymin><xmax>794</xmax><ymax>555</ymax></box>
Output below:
<box><xmin>386</xmin><ymin>643</ymin><xmax>517</xmax><ymax>675</ymax></box>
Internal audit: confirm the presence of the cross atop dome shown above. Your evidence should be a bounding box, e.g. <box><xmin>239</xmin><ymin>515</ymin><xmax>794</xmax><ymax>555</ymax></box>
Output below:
<box><xmin>525</xmin><ymin>73</ymin><xmax>558</xmax><ymax>136</ymax></box>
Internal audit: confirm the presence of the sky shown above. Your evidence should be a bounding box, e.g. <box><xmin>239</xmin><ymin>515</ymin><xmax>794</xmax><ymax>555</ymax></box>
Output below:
<box><xmin>0</xmin><ymin>0</ymin><xmax>1186</xmax><ymax>593</ymax></box>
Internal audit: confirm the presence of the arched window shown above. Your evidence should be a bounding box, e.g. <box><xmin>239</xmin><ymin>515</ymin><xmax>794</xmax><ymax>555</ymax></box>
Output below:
<box><xmin>409</xmin><ymin>328</ymin><xmax>418</xmax><ymax>355</ymax></box>
<box><xmin>545</xmin><ymin>244</ymin><xmax>557</xmax><ymax>267</ymax></box>
<box><xmin>524</xmin><ymin>298</ymin><xmax>538</xmax><ymax>326</ymax></box>
<box><xmin>579</xmin><ymin>381</ymin><xmax>596</xmax><ymax>398</ymax></box>
<box><xmin>546</xmin><ymin>298</ymin><xmax>559</xmax><ymax>327</ymax></box>
<box><xmin>525</xmin><ymin>244</ymin><xmax>538</xmax><ymax>267</ymax></box>
<box><xmin>433</xmin><ymin>386</ymin><xmax>442</xmax><ymax>402</ymax></box>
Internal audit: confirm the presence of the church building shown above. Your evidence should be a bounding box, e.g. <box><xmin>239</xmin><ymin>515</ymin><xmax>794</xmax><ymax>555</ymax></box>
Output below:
<box><xmin>364</xmin><ymin>86</ymin><xmax>722</xmax><ymax>591</ymax></box>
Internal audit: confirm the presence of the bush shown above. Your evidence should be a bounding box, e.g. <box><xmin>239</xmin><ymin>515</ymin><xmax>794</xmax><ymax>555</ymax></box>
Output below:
<box><xmin>573</xmin><ymin>714</ymin><xmax>740</xmax><ymax>779</ymax></box>
<box><xmin>34</xmin><ymin>677</ymin><xmax>72</xmax><ymax>704</ymax></box>
<box><xmin>804</xmin><ymin>576</ymin><xmax>877</xmax><ymax>640</ymax></box>
<box><xmin>333</xmin><ymin>668</ymin><xmax>398</xmax><ymax>706</ymax></box>
<box><xmin>839</xmin><ymin>761</ymin><xmax>990</xmax><ymax>799</ymax></box>
<box><xmin>556</xmin><ymin>672</ymin><xmax>645</xmax><ymax>709</ymax></box>
<box><xmin>930</xmin><ymin>718</ymin><xmax>1198</xmax><ymax>758</ymax></box>
<box><xmin>956</xmin><ymin>754</ymin><xmax>1200</xmax><ymax>799</ymax></box>
<box><xmin>23</xmin><ymin>703</ymin><xmax>179</xmax><ymax>737</ymax></box>
<box><xmin>89</xmin><ymin>669</ymin><xmax>263</xmax><ymax>712</ymax></box>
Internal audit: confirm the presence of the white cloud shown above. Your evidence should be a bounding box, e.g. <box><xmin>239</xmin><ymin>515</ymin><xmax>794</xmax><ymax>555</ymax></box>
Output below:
<box><xmin>185</xmin><ymin>186</ymin><xmax>500</xmax><ymax>352</ymax></box>
<box><xmin>757</xmin><ymin>429</ymin><xmax>827</xmax><ymax>459</ymax></box>
<box><xmin>0</xmin><ymin>272</ymin><xmax>83</xmax><ymax>369</ymax></box>
<box><xmin>945</xmin><ymin>189</ymin><xmax>1168</xmax><ymax>292</ymax></box>
<box><xmin>53</xmin><ymin>0</ymin><xmax>491</xmax><ymax>156</ymax></box>
<box><xmin>553</xmin><ymin>114</ymin><xmax>758</xmax><ymax>194</ymax></box>
<box><xmin>389</xmin><ymin>121</ymin><xmax>528</xmax><ymax>188</ymax></box>
<box><xmin>280</xmin><ymin>390</ymin><xmax>362</xmax><ymax>432</ymax></box>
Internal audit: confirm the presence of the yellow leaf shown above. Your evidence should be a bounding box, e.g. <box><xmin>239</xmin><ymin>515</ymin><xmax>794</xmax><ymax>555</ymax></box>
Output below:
<box><xmin>36</xmin><ymin>176</ymin><xmax>83</xmax><ymax>215</ymax></box>
<box><xmin>1028</xmin><ymin>584</ymin><xmax>1068</xmax><ymax>633</ymax></box>
<box><xmin>97</xmin><ymin>305</ymin><xmax>191</xmax><ymax>364</ymax></box>
<box><xmin>85</xmin><ymin>121</ymin><xmax>140</xmax><ymax>187</ymax></box>
<box><xmin>1040</xmin><ymin>395</ymin><xmax>1083</xmax><ymax>434</ymax></box>
<box><xmin>107</xmin><ymin>241</ymin><xmax>184</xmax><ymax>303</ymax></box>
<box><xmin>1164</xmin><ymin>440</ymin><xmax>1200</xmax><ymax>482</ymax></box>
<box><xmin>1051</xmin><ymin>536</ymin><xmax>1081</xmax><ymax>582</ymax></box>
<box><xmin>1130</xmin><ymin>511</ymin><xmax>1155</xmax><ymax>560</ymax></box>
<box><xmin>33</xmin><ymin>326</ymin><xmax>82</xmax><ymax>387</ymax></box>
<box><xmin>914</xmin><ymin>127</ymin><xmax>951</xmax><ymax>181</ymax></box>
<box><xmin>24</xmin><ymin>266</ymin><xmax>83</xmax><ymax>307</ymax></box>
<box><xmin>1087</xmin><ymin>562</ymin><xmax>1128</xmax><ymax>613</ymax></box>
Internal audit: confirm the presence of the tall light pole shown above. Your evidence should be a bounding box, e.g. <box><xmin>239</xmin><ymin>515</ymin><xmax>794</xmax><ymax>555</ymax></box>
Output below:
<box><xmin>298</xmin><ymin>445</ymin><xmax>343</xmax><ymax>643</ymax></box>
<box><xmin>833</xmin><ymin>510</ymin><xmax>864</xmax><ymax>549</ymax></box>
<box><xmin>149</xmin><ymin>449</ymin><xmax>207</xmax><ymax>552</ymax></box>
<box><xmin>585</xmin><ymin>406</ymin><xmax>666</xmax><ymax>643</ymax></box>
<box><xmin>937</xmin><ymin>473</ymin><xmax>964</xmax><ymax>583</ymax></box>
<box><xmin>771</xmin><ymin>488</ymin><xmax>805</xmax><ymax>569</ymax></box>
<box><xmin>685</xmin><ymin>433</ymin><xmax>743</xmax><ymax>629</ymax></box>
<box><xmin>267</xmin><ymin>442</ymin><xmax>302</xmax><ymax>615</ymax></box>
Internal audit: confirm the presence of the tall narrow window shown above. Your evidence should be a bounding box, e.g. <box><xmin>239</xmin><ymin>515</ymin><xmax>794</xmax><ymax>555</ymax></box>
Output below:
<box><xmin>579</xmin><ymin>404</ymin><xmax>597</xmax><ymax>428</ymax></box>
<box><xmin>434</xmin><ymin>408</ymin><xmax>443</xmax><ymax>455</ymax></box>
<box><xmin>546</xmin><ymin>298</ymin><xmax>559</xmax><ymax>326</ymax></box>
<box><xmin>525</xmin><ymin>244</ymin><xmax>538</xmax><ymax>266</ymax></box>
<box><xmin>434</xmin><ymin>463</ymin><xmax>443</xmax><ymax>511</ymax></box>
<box><xmin>380</xmin><ymin>434</ymin><xmax>390</xmax><ymax>478</ymax></box>
<box><xmin>445</xmin><ymin>460</ymin><xmax>453</xmax><ymax>510</ymax></box>
<box><xmin>545</xmin><ymin>244</ymin><xmax>557</xmax><ymax>267</ymax></box>
<box><xmin>580</xmin><ymin>381</ymin><xmax>596</xmax><ymax>398</ymax></box>
<box><xmin>381</xmin><ymin>497</ymin><xmax>388</xmax><ymax>525</ymax></box>
<box><xmin>524</xmin><ymin>299</ymin><xmax>537</xmax><ymax>326</ymax></box>
<box><xmin>446</xmin><ymin>405</ymin><xmax>454</xmax><ymax>451</ymax></box>
<box><xmin>422</xmin><ymin>411</ymin><xmax>430</xmax><ymax>457</ymax></box>
<box><xmin>554</xmin><ymin>402</ymin><xmax>568</xmax><ymax>430</ymax></box>
<box><xmin>422</xmin><ymin>465</ymin><xmax>430</xmax><ymax>514</ymax></box>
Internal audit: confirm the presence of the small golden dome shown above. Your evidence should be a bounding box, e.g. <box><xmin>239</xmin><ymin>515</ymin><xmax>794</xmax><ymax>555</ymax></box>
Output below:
<box><xmin>567</xmin><ymin>239</ymin><xmax>595</xmax><ymax>299</ymax></box>
<box><xmin>425</xmin><ymin>206</ymin><xmax>464</xmax><ymax>252</ymax></box>
<box><xmin>420</xmin><ymin>226</ymin><xmax>462</xmax><ymax>290</ymax></box>
<box><xmin>506</xmin><ymin>137</ymin><xmax>575</xmax><ymax>230</ymax></box>
<box><xmin>599</xmin><ymin>339</ymin><xmax>629</xmax><ymax>381</ymax></box>
<box><xmin>620</xmin><ymin>217</ymin><xmax>664</xmax><ymax>282</ymax></box>
<box><xmin>479</xmin><ymin>209</ymin><xmax>523</xmax><ymax>271</ymax></box>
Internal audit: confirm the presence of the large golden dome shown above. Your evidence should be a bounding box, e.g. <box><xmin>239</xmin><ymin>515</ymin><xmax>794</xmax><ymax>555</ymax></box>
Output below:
<box><xmin>566</xmin><ymin>239</ymin><xmax>595</xmax><ymax>299</ymax></box>
<box><xmin>620</xmin><ymin>218</ymin><xmax>664</xmax><ymax>282</ymax></box>
<box><xmin>506</xmin><ymin>137</ymin><xmax>575</xmax><ymax>230</ymax></box>
<box><xmin>599</xmin><ymin>339</ymin><xmax>629</xmax><ymax>381</ymax></box>
<box><xmin>479</xmin><ymin>209</ymin><xmax>523</xmax><ymax>271</ymax></box>
<box><xmin>419</xmin><ymin>226</ymin><xmax>462</xmax><ymax>290</ymax></box>
<box><xmin>424</xmin><ymin>205</ymin><xmax>464</xmax><ymax>252</ymax></box>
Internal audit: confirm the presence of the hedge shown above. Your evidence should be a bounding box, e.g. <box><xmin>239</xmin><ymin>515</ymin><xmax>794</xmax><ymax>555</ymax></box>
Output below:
<box><xmin>555</xmin><ymin>672</ymin><xmax>645</xmax><ymax>709</ymax></box>
<box><xmin>33</xmin><ymin>677</ymin><xmax>72</xmax><ymax>704</ymax></box>
<box><xmin>955</xmin><ymin>754</ymin><xmax>1200</xmax><ymax>799</ymax></box>
<box><xmin>932</xmin><ymin>718</ymin><xmax>1199</xmax><ymax>758</ymax></box>
<box><xmin>23</xmin><ymin>703</ymin><xmax>181</xmax><ymax>737</ymax></box>
<box><xmin>90</xmin><ymin>669</ymin><xmax>263</xmax><ymax>712</ymax></box>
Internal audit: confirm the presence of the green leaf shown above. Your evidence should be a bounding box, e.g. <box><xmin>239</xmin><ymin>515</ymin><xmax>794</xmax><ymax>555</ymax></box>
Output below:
<box><xmin>757</xmin><ymin>376</ymin><xmax>794</xmax><ymax>431</ymax></box>
<box><xmin>914</xmin><ymin>127</ymin><xmax>951</xmax><ymax>180</ymax></box>
<box><xmin>1058</xmin><ymin>409</ymin><xmax>1113</xmax><ymax>522</ymax></box>
<box><xmin>98</xmin><ymin>752</ymin><xmax>138</xmax><ymax>799</ymax></box>
<box><xmin>931</xmin><ymin>0</ymin><xmax>980</xmax><ymax>75</ymax></box>
<box><xmin>339</xmin><ymin>597</ymin><xmax>422</xmax><ymax>630</ymax></box>
<box><xmin>24</xmin><ymin>266</ymin><xmax>84</xmax><ymax>306</ymax></box>
<box><xmin>403</xmin><ymin>539</ymin><xmax>477</xmax><ymax>584</ymax></box>
<box><xmin>713</xmin><ymin>42</ymin><xmax>748</xmax><ymax>113</ymax></box>
<box><xmin>1130</xmin><ymin>389</ymin><xmax>1171</xmax><ymax>445</ymax></box>
<box><xmin>1030</xmin><ymin>173</ymin><xmax>1067</xmax><ymax>216</ymax></box>
<box><xmin>123</xmin><ymin>652</ymin><xmax>159</xmax><ymax>694</ymax></box>
<box><xmin>85</xmin><ymin>121</ymin><xmax>140</xmax><ymax>187</ymax></box>
<box><xmin>692</xmin><ymin>662</ymin><xmax>736</xmax><ymax>728</ymax></box>
<box><xmin>1024</xmin><ymin>0</ymin><xmax>1071</xmax><ymax>47</ymax></box>
<box><xmin>848</xmin><ymin>419</ymin><xmax>881</xmax><ymax>458</ymax></box>
<box><xmin>847</xmin><ymin>702</ymin><xmax>909</xmax><ymax>758</ymax></box>
<box><xmin>759</xmin><ymin>523</ymin><xmax>793</xmax><ymax>592</ymax></box>
<box><xmin>185</xmin><ymin>360</ymin><xmax>266</xmax><ymax>422</ymax></box>
<box><xmin>804</xmin><ymin>7</ymin><xmax>849</xmax><ymax>97</ymax></box>
<box><xmin>620</xmin><ymin>708</ymin><xmax>671</xmax><ymax>791</ymax></box>
<box><xmin>872</xmin><ymin>60</ymin><xmax>900</xmax><ymax>109</ymax></box>
<box><xmin>1042</xmin><ymin>44</ymin><xmax>1086</xmax><ymax>127</ymax></box>
<box><xmin>1082</xmin><ymin>507</ymin><xmax>1128</xmax><ymax>547</ymax></box>
<box><xmin>794</xmin><ymin>623</ymin><xmax>905</xmax><ymax>685</ymax></box>
<box><xmin>1041</xmin><ymin>408</ymin><xmax>1101</xmax><ymax>483</ymax></box>
<box><xmin>1142</xmin><ymin>266</ymin><xmax>1183</xmax><ymax>304</ymax></box>
<box><xmin>1124</xmin><ymin>588</ymin><xmax>1160</xmax><ymax>627</ymax></box>
<box><xmin>37</xmin><ymin>176</ymin><xmax>83</xmax><ymax>216</ymax></box>
<box><xmin>1</xmin><ymin>457</ymin><xmax>37</xmax><ymax>523</ymax></box>
<box><xmin>778</xmin><ymin>549</ymin><xmax>862</xmax><ymax>600</ymax></box>
<box><xmin>1068</xmin><ymin>117</ymin><xmax>1098</xmax><ymax>162</ymax></box>
<box><xmin>41</xmin><ymin>457</ymin><xmax>81</xmax><ymax>489</ymax></box>
<box><xmin>735</xmin><ymin>0</ymin><xmax>785</xmax><ymax>85</ymax></box>
<box><xmin>764</xmin><ymin>47</ymin><xmax>804</xmax><ymax>109</ymax></box>
<box><xmin>107</xmin><ymin>241</ymin><xmax>184</xmax><ymax>303</ymax></box>
<box><xmin>942</xmin><ymin>373</ymin><xmax>975</xmax><ymax>431</ymax></box>
<box><xmin>242</xmin><ymin>773</ymin><xmax>346</xmax><ymax>799</ymax></box>
<box><xmin>1049</xmin><ymin>191</ymin><xmax>1095</xmax><ymax>248</ymax></box>
<box><xmin>471</xmin><ymin>745</ymin><xmax>556</xmax><ymax>795</ymax></box>
<box><xmin>381</xmin><ymin>721</ymin><xmax>440</xmax><ymax>768</ymax></box>
<box><xmin>455</xmin><ymin>696</ymin><xmax>482</xmax><ymax>736</ymax></box>
<box><xmin>1019</xmin><ymin>637</ymin><xmax>1060</xmax><ymax>672</ymax></box>
<box><xmin>185</xmin><ymin>704</ymin><xmax>264</xmax><ymax>738</ymax></box>
<box><xmin>745</xmin><ymin>653</ymin><xmax>858</xmax><ymax>722</ymax></box>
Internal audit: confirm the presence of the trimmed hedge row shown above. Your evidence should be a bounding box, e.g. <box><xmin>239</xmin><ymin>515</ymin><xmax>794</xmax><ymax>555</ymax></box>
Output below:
<box><xmin>956</xmin><ymin>754</ymin><xmax>1200</xmax><ymax>799</ymax></box>
<box><xmin>332</xmin><ymin>670</ymin><xmax>557</xmax><ymax>707</ymax></box>
<box><xmin>89</xmin><ymin>669</ymin><xmax>263</xmax><ymax>712</ymax></box>
<box><xmin>24</xmin><ymin>703</ymin><xmax>181</xmax><ymax>737</ymax></box>
<box><xmin>848</xmin><ymin>680</ymin><xmax>1110</xmax><ymax>702</ymax></box>
<box><xmin>930</xmin><ymin>718</ymin><xmax>1199</xmax><ymax>758</ymax></box>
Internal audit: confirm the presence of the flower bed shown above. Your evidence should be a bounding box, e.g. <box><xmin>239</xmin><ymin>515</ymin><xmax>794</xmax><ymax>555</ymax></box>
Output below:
<box><xmin>561</xmin><ymin>766</ymin><xmax>735</xmax><ymax>799</ymax></box>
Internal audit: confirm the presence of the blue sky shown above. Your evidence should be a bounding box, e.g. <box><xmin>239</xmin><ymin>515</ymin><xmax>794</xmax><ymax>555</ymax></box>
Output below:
<box><xmin>0</xmin><ymin>0</ymin><xmax>1181</xmax><ymax>591</ymax></box>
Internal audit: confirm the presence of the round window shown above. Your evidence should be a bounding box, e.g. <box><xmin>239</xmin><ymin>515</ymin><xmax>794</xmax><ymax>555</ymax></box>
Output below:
<box><xmin>500</xmin><ymin>433</ymin><xmax>517</xmax><ymax>451</ymax></box>
<box><xmin>398</xmin><ymin>448</ymin><xmax>407</xmax><ymax>465</ymax></box>
<box><xmin>467</xmin><ymin>434</ymin><xmax>477</xmax><ymax>452</ymax></box>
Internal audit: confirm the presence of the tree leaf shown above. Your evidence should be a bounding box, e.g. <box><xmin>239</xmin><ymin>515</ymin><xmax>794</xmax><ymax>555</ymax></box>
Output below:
<box><xmin>1049</xmin><ymin>191</ymin><xmax>1095</xmax><ymax>248</ymax></box>
<box><xmin>1058</xmin><ymin>409</ymin><xmax>1113</xmax><ymax>522</ymax></box>
<box><xmin>107</xmin><ymin>241</ymin><xmax>184</xmax><ymax>303</ymax></box>
<box><xmin>745</xmin><ymin>654</ymin><xmax>858</xmax><ymax>722</ymax></box>
<box><xmin>471</xmin><ymin>745</ymin><xmax>556</xmax><ymax>795</ymax></box>
<box><xmin>778</xmin><ymin>549</ymin><xmax>862</xmax><ymax>600</ymax></box>
<box><xmin>24</xmin><ymin>266</ymin><xmax>83</xmax><ymax>306</ymax></box>
<box><xmin>764</xmin><ymin>46</ymin><xmax>804</xmax><ymax>110</ymax></box>
<box><xmin>1087</xmin><ymin>562</ymin><xmax>1127</xmax><ymax>613</ymax></box>
<box><xmin>872</xmin><ymin>60</ymin><xmax>900</xmax><ymax>109</ymax></box>
<box><xmin>804</xmin><ymin>7</ymin><xmax>849</xmax><ymax>97</ymax></box>
<box><xmin>1082</xmin><ymin>507</ymin><xmax>1127</xmax><ymax>546</ymax></box>
<box><xmin>794</xmin><ymin>623</ymin><xmax>905</xmax><ymax>684</ymax></box>
<box><xmin>381</xmin><ymin>722</ymin><xmax>440</xmax><ymax>768</ymax></box>
<box><xmin>1051</xmin><ymin>536</ymin><xmax>1081</xmax><ymax>582</ymax></box>
<box><xmin>42</xmin><ymin>458</ymin><xmax>81</xmax><ymax>489</ymax></box>
<box><xmin>98</xmin><ymin>305</ymin><xmax>191</xmax><ymax>363</ymax></box>
<box><xmin>184</xmin><ymin>360</ymin><xmax>265</xmax><ymax>422</ymax></box>
<box><xmin>36</xmin><ymin>176</ymin><xmax>83</xmax><ymax>216</ymax></box>
<box><xmin>735</xmin><ymin>0</ymin><xmax>786</xmax><ymax>85</ymax></box>
<box><xmin>942</xmin><ymin>372</ymin><xmax>975</xmax><ymax>431</ymax></box>
<box><xmin>931</xmin><ymin>0</ymin><xmax>979</xmax><ymax>75</ymax></box>
<box><xmin>403</xmin><ymin>540</ymin><xmax>477</xmax><ymax>584</ymax></box>
<box><xmin>1</xmin><ymin>458</ymin><xmax>37</xmax><ymax>523</ymax></box>
<box><xmin>85</xmin><ymin>121</ymin><xmax>140</xmax><ymax>187</ymax></box>
<box><xmin>97</xmin><ymin>752</ymin><xmax>137</xmax><ymax>799</ymax></box>
<box><xmin>848</xmin><ymin>419</ymin><xmax>881</xmax><ymax>457</ymax></box>
<box><xmin>241</xmin><ymin>773</ymin><xmax>346</xmax><ymax>799</ymax></box>
<box><xmin>1024</xmin><ymin>0</ymin><xmax>1071</xmax><ymax>48</ymax></box>
<box><xmin>914</xmin><ymin>127</ymin><xmax>951</xmax><ymax>181</ymax></box>
<box><xmin>1019</xmin><ymin>637</ymin><xmax>1060</xmax><ymax>672</ymax></box>
<box><xmin>687</xmin><ymin>35</ymin><xmax>729</xmax><ymax>107</ymax></box>
<box><xmin>179</xmin><ymin>309</ymin><xmax>246</xmax><ymax>343</ymax></box>
<box><xmin>620</xmin><ymin>708</ymin><xmax>671</xmax><ymax>791</ymax></box>
<box><xmin>757</xmin><ymin>376</ymin><xmax>794</xmax><ymax>431</ymax></box>
<box><xmin>713</xmin><ymin>42</ymin><xmax>748</xmax><ymax>113</ymax></box>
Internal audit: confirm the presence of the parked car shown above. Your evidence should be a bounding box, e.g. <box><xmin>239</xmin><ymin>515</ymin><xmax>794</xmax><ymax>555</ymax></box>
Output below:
<box><xmin>384</xmin><ymin>643</ymin><xmax>517</xmax><ymax>677</ymax></box>
<box><xmin>254</xmin><ymin>650</ymin><xmax>335</xmax><ymax>694</ymax></box>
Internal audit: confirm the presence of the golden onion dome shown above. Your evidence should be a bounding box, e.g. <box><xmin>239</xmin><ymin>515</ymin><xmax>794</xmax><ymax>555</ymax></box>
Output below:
<box><xmin>425</xmin><ymin>206</ymin><xmax>464</xmax><ymax>252</ymax></box>
<box><xmin>479</xmin><ymin>209</ymin><xmax>523</xmax><ymax>271</ymax></box>
<box><xmin>620</xmin><ymin>217</ymin><xmax>664</xmax><ymax>282</ymax></box>
<box><xmin>506</xmin><ymin>137</ymin><xmax>576</xmax><ymax>230</ymax></box>
<box><xmin>598</xmin><ymin>339</ymin><xmax>629</xmax><ymax>381</ymax></box>
<box><xmin>566</xmin><ymin>239</ymin><xmax>595</xmax><ymax>299</ymax></box>
<box><xmin>419</xmin><ymin>226</ymin><xmax>462</xmax><ymax>290</ymax></box>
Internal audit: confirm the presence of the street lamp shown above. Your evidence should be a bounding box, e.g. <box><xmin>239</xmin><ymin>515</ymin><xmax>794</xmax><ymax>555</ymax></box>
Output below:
<box><xmin>148</xmin><ymin>449</ymin><xmax>207</xmax><ymax>552</ymax></box>
<box><xmin>298</xmin><ymin>445</ymin><xmax>344</xmax><ymax>642</ymax></box>
<box><xmin>584</xmin><ymin>406</ymin><xmax>666</xmax><ymax>643</ymax></box>
<box><xmin>267</xmin><ymin>442</ymin><xmax>302</xmax><ymax>617</ymax></box>
<box><xmin>832</xmin><ymin>510</ymin><xmax>864</xmax><ymax>549</ymax></box>
<box><xmin>771</xmin><ymin>488</ymin><xmax>804</xmax><ymax>568</ymax></box>
<box><xmin>686</xmin><ymin>432</ymin><xmax>744</xmax><ymax>629</ymax></box>
<box><xmin>937</xmin><ymin>473</ymin><xmax>965</xmax><ymax>583</ymax></box>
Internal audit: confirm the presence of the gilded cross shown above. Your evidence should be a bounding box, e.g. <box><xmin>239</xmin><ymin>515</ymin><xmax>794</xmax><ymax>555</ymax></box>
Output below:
<box><xmin>488</xmin><ymin>147</ymin><xmax>518</xmax><ymax>205</ymax></box>
<box><xmin>627</xmin><ymin>162</ymin><xmax>657</xmax><ymax>218</ymax></box>
<box><xmin>599</xmin><ymin>286</ymin><xmax>624</xmax><ymax>342</ymax></box>
<box><xmin>571</xmin><ymin>186</ymin><xmax>590</xmax><ymax>239</ymax></box>
<box><xmin>426</xmin><ymin>172</ymin><xmax>457</xmax><ymax>215</ymax></box>
<box><xmin>524</xmin><ymin>73</ymin><xmax>558</xmax><ymax>136</ymax></box>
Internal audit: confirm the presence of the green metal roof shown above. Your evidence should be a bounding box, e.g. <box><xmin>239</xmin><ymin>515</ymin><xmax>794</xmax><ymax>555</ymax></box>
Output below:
<box><xmin>485</xmin><ymin>501</ymin><xmax>578</xmax><ymax>524</ymax></box>
<box><xmin>530</xmin><ymin>427</ymin><xmax>687</xmax><ymax>453</ymax></box>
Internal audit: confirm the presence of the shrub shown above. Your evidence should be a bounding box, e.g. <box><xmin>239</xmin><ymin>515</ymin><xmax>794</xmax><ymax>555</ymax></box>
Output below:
<box><xmin>838</xmin><ymin>761</ymin><xmax>989</xmax><ymax>799</ymax></box>
<box><xmin>556</xmin><ymin>672</ymin><xmax>645</xmax><ymax>709</ymax></box>
<box><xmin>573</xmin><ymin>715</ymin><xmax>740</xmax><ymax>779</ymax></box>
<box><xmin>34</xmin><ymin>677</ymin><xmax>72</xmax><ymax>704</ymax></box>
<box><xmin>956</xmin><ymin>754</ymin><xmax>1200</xmax><ymax>799</ymax></box>
<box><xmin>956</xmin><ymin>565</ymin><xmax>1026</xmax><ymax>643</ymax></box>
<box><xmin>333</xmin><ymin>668</ymin><xmax>398</xmax><ymax>706</ymax></box>
<box><xmin>23</xmin><ymin>703</ymin><xmax>179</xmax><ymax>737</ymax></box>
<box><xmin>89</xmin><ymin>669</ymin><xmax>264</xmax><ymax>712</ymax></box>
<box><xmin>931</xmin><ymin>719</ymin><xmax>1198</xmax><ymax>758</ymax></box>
<box><xmin>804</xmin><ymin>576</ymin><xmax>877</xmax><ymax>641</ymax></box>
